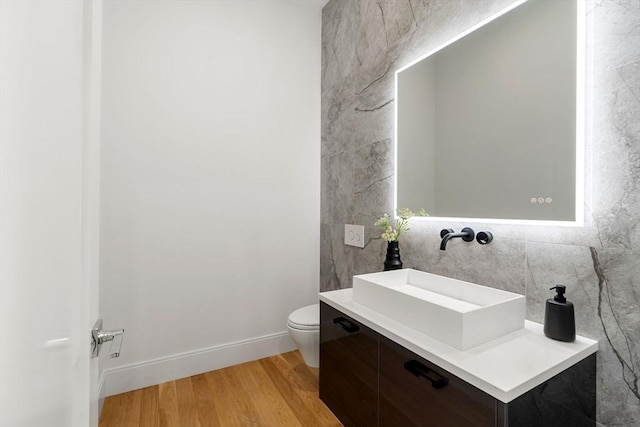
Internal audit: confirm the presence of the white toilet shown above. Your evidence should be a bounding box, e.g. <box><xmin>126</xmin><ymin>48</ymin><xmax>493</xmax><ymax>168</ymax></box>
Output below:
<box><xmin>287</xmin><ymin>304</ymin><xmax>320</xmax><ymax>368</ymax></box>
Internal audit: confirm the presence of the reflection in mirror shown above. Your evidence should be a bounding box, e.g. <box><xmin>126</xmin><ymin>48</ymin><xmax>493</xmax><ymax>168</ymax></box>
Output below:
<box><xmin>395</xmin><ymin>0</ymin><xmax>583</xmax><ymax>224</ymax></box>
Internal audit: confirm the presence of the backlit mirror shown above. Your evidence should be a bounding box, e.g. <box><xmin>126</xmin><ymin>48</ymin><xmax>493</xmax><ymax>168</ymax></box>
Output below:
<box><xmin>395</xmin><ymin>0</ymin><xmax>583</xmax><ymax>224</ymax></box>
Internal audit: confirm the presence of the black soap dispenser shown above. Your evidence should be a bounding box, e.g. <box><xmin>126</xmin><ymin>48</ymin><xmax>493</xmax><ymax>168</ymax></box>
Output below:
<box><xmin>544</xmin><ymin>285</ymin><xmax>576</xmax><ymax>342</ymax></box>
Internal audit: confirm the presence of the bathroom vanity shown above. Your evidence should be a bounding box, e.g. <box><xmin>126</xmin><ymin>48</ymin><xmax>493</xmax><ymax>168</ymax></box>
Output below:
<box><xmin>319</xmin><ymin>281</ymin><xmax>597</xmax><ymax>427</ymax></box>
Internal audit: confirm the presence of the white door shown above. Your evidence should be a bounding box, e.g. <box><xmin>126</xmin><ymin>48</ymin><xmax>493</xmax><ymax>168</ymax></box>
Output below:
<box><xmin>0</xmin><ymin>1</ymin><xmax>101</xmax><ymax>426</ymax></box>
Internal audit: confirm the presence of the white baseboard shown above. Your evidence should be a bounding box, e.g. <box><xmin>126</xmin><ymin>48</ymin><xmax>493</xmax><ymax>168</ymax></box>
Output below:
<box><xmin>103</xmin><ymin>331</ymin><xmax>296</xmax><ymax>396</ymax></box>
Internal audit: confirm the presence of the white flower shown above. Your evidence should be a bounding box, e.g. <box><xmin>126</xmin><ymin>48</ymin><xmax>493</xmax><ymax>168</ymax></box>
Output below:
<box><xmin>375</xmin><ymin>208</ymin><xmax>424</xmax><ymax>242</ymax></box>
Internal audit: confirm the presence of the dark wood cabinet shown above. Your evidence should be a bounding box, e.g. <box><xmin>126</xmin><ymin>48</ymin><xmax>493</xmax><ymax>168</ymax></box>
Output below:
<box><xmin>319</xmin><ymin>302</ymin><xmax>378</xmax><ymax>427</ymax></box>
<box><xmin>379</xmin><ymin>335</ymin><xmax>495</xmax><ymax>427</ymax></box>
<box><xmin>319</xmin><ymin>302</ymin><xmax>596</xmax><ymax>427</ymax></box>
<box><xmin>502</xmin><ymin>354</ymin><xmax>596</xmax><ymax>427</ymax></box>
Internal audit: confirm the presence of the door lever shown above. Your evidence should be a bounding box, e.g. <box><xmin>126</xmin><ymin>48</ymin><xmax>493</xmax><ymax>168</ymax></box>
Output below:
<box><xmin>91</xmin><ymin>319</ymin><xmax>125</xmax><ymax>358</ymax></box>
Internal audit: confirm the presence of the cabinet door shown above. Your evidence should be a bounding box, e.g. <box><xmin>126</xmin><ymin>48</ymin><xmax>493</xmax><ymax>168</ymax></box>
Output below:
<box><xmin>319</xmin><ymin>302</ymin><xmax>378</xmax><ymax>427</ymax></box>
<box><xmin>505</xmin><ymin>354</ymin><xmax>596</xmax><ymax>426</ymax></box>
<box><xmin>379</xmin><ymin>336</ymin><xmax>495</xmax><ymax>427</ymax></box>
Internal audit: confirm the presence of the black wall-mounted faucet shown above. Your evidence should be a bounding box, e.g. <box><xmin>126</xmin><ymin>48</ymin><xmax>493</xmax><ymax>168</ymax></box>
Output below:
<box><xmin>440</xmin><ymin>227</ymin><xmax>475</xmax><ymax>250</ymax></box>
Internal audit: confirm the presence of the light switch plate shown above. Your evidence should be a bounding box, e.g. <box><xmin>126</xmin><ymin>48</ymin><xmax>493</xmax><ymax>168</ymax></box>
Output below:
<box><xmin>344</xmin><ymin>224</ymin><xmax>364</xmax><ymax>248</ymax></box>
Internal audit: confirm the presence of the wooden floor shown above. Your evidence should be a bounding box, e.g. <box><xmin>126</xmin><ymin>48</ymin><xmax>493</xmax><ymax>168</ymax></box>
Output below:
<box><xmin>99</xmin><ymin>350</ymin><xmax>342</xmax><ymax>427</ymax></box>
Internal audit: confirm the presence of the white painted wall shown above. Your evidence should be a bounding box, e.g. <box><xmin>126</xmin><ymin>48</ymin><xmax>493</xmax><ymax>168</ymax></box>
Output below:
<box><xmin>100</xmin><ymin>1</ymin><xmax>321</xmax><ymax>395</ymax></box>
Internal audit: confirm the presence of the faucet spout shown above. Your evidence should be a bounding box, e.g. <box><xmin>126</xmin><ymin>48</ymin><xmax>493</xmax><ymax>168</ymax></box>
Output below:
<box><xmin>439</xmin><ymin>227</ymin><xmax>475</xmax><ymax>250</ymax></box>
<box><xmin>440</xmin><ymin>232</ymin><xmax>464</xmax><ymax>250</ymax></box>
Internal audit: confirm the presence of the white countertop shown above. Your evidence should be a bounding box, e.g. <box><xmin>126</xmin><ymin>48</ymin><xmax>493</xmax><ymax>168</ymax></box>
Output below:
<box><xmin>319</xmin><ymin>288</ymin><xmax>598</xmax><ymax>403</ymax></box>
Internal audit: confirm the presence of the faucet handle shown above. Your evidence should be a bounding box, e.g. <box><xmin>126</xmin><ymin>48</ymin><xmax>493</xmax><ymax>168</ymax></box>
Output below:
<box><xmin>476</xmin><ymin>231</ymin><xmax>493</xmax><ymax>245</ymax></box>
<box><xmin>440</xmin><ymin>228</ymin><xmax>454</xmax><ymax>238</ymax></box>
<box><xmin>460</xmin><ymin>227</ymin><xmax>475</xmax><ymax>242</ymax></box>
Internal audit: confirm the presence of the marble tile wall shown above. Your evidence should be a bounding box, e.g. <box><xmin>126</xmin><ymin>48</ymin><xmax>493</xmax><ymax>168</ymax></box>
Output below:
<box><xmin>320</xmin><ymin>0</ymin><xmax>639</xmax><ymax>425</ymax></box>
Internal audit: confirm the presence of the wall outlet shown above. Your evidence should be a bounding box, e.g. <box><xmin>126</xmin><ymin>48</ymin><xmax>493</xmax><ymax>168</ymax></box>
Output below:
<box><xmin>344</xmin><ymin>224</ymin><xmax>364</xmax><ymax>248</ymax></box>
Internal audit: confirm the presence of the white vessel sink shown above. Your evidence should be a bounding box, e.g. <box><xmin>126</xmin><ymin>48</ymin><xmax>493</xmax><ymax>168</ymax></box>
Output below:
<box><xmin>352</xmin><ymin>269</ymin><xmax>525</xmax><ymax>350</ymax></box>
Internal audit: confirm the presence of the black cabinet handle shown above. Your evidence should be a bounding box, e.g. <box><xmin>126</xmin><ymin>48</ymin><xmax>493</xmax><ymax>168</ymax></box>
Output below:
<box><xmin>333</xmin><ymin>317</ymin><xmax>359</xmax><ymax>333</ymax></box>
<box><xmin>404</xmin><ymin>360</ymin><xmax>449</xmax><ymax>389</ymax></box>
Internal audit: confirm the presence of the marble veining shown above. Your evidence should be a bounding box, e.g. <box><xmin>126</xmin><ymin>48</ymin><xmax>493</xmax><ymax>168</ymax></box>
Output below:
<box><xmin>354</xmin><ymin>98</ymin><xmax>393</xmax><ymax>112</ymax></box>
<box><xmin>354</xmin><ymin>58</ymin><xmax>397</xmax><ymax>96</ymax></box>
<box><xmin>590</xmin><ymin>247</ymin><xmax>639</xmax><ymax>402</ymax></box>
<box><xmin>321</xmin><ymin>0</ymin><xmax>640</xmax><ymax>425</ymax></box>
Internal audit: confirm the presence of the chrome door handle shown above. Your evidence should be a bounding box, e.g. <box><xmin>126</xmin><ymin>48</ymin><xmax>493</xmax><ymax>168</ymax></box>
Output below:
<box><xmin>91</xmin><ymin>319</ymin><xmax>125</xmax><ymax>358</ymax></box>
<box><xmin>107</xmin><ymin>330</ymin><xmax>124</xmax><ymax>358</ymax></box>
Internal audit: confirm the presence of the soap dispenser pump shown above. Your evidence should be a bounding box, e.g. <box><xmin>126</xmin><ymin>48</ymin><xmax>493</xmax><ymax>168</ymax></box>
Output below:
<box><xmin>544</xmin><ymin>285</ymin><xmax>575</xmax><ymax>342</ymax></box>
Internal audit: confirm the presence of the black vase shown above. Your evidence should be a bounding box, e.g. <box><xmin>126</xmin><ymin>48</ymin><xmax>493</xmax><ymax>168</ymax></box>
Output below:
<box><xmin>383</xmin><ymin>241</ymin><xmax>403</xmax><ymax>271</ymax></box>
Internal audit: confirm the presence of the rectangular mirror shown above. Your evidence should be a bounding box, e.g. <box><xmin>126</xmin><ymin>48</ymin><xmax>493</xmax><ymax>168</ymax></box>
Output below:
<box><xmin>395</xmin><ymin>0</ymin><xmax>584</xmax><ymax>224</ymax></box>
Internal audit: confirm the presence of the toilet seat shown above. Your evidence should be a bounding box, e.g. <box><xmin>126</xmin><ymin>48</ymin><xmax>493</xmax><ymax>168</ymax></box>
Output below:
<box><xmin>287</xmin><ymin>304</ymin><xmax>319</xmax><ymax>330</ymax></box>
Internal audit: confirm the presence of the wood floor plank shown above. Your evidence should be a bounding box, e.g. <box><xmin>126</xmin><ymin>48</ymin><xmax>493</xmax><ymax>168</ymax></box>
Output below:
<box><xmin>191</xmin><ymin>373</ymin><xmax>222</xmax><ymax>427</ymax></box>
<box><xmin>99</xmin><ymin>350</ymin><xmax>342</xmax><ymax>427</ymax></box>
<box><xmin>175</xmin><ymin>377</ymin><xmax>199</xmax><ymax>427</ymax></box>
<box><xmin>139</xmin><ymin>386</ymin><xmax>159</xmax><ymax>427</ymax></box>
<box><xmin>122</xmin><ymin>389</ymin><xmax>143</xmax><ymax>426</ymax></box>
<box><xmin>206</xmin><ymin>366</ymin><xmax>261</xmax><ymax>427</ymax></box>
<box><xmin>158</xmin><ymin>381</ymin><xmax>180</xmax><ymax>427</ymax></box>
<box><xmin>281</xmin><ymin>350</ymin><xmax>321</xmax><ymax>391</ymax></box>
<box><xmin>100</xmin><ymin>389</ymin><xmax>142</xmax><ymax>427</ymax></box>
<box><xmin>261</xmin><ymin>355</ymin><xmax>341</xmax><ymax>427</ymax></box>
<box><xmin>100</xmin><ymin>393</ymin><xmax>127</xmax><ymax>426</ymax></box>
<box><xmin>272</xmin><ymin>352</ymin><xmax>342</xmax><ymax>426</ymax></box>
<box><xmin>230</xmin><ymin>359</ymin><xmax>304</xmax><ymax>427</ymax></box>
